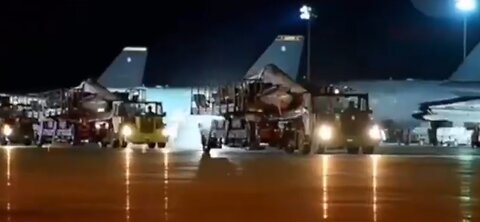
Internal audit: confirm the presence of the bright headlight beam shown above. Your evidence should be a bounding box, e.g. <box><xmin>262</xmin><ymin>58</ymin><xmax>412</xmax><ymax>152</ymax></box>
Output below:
<box><xmin>161</xmin><ymin>128</ymin><xmax>169</xmax><ymax>137</ymax></box>
<box><xmin>2</xmin><ymin>125</ymin><xmax>12</xmax><ymax>136</ymax></box>
<box><xmin>318</xmin><ymin>124</ymin><xmax>333</xmax><ymax>141</ymax></box>
<box><xmin>368</xmin><ymin>125</ymin><xmax>382</xmax><ymax>140</ymax></box>
<box><xmin>121</xmin><ymin>126</ymin><xmax>133</xmax><ymax>137</ymax></box>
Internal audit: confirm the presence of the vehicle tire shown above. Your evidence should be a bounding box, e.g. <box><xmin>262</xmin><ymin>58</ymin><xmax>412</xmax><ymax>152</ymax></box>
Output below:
<box><xmin>268</xmin><ymin>141</ymin><xmax>278</xmax><ymax>148</ymax></box>
<box><xmin>347</xmin><ymin>146</ymin><xmax>360</xmax><ymax>154</ymax></box>
<box><xmin>157</xmin><ymin>142</ymin><xmax>166</xmax><ymax>148</ymax></box>
<box><xmin>147</xmin><ymin>143</ymin><xmax>156</xmax><ymax>149</ymax></box>
<box><xmin>301</xmin><ymin>144</ymin><xmax>310</xmax><ymax>155</ymax></box>
<box><xmin>363</xmin><ymin>146</ymin><xmax>374</xmax><ymax>154</ymax></box>
<box><xmin>316</xmin><ymin>146</ymin><xmax>326</xmax><ymax>154</ymax></box>
<box><xmin>284</xmin><ymin>146</ymin><xmax>295</xmax><ymax>154</ymax></box>
<box><xmin>24</xmin><ymin>139</ymin><xmax>32</xmax><ymax>146</ymax></box>
<box><xmin>298</xmin><ymin>132</ymin><xmax>310</xmax><ymax>155</ymax></box>
<box><xmin>100</xmin><ymin>142</ymin><xmax>109</xmax><ymax>148</ymax></box>
<box><xmin>37</xmin><ymin>140</ymin><xmax>44</xmax><ymax>148</ymax></box>
<box><xmin>120</xmin><ymin>140</ymin><xmax>128</xmax><ymax>148</ymax></box>
<box><xmin>202</xmin><ymin>144</ymin><xmax>211</xmax><ymax>153</ymax></box>
<box><xmin>112</xmin><ymin>139</ymin><xmax>120</xmax><ymax>149</ymax></box>
<box><xmin>246</xmin><ymin>139</ymin><xmax>260</xmax><ymax>151</ymax></box>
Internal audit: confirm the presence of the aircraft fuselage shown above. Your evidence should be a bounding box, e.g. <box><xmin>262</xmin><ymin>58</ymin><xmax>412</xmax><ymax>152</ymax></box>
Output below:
<box><xmin>339</xmin><ymin>80</ymin><xmax>480</xmax><ymax>128</ymax></box>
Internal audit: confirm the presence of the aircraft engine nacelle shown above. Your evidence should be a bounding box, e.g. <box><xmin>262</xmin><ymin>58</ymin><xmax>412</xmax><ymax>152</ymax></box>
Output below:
<box><xmin>249</xmin><ymin>89</ymin><xmax>304</xmax><ymax>116</ymax></box>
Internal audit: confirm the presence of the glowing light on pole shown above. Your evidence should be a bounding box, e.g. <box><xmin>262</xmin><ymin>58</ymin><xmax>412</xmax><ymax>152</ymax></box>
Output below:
<box><xmin>455</xmin><ymin>0</ymin><xmax>477</xmax><ymax>60</ymax></box>
<box><xmin>300</xmin><ymin>5</ymin><xmax>316</xmax><ymax>81</ymax></box>
<box><xmin>300</xmin><ymin>5</ymin><xmax>312</xmax><ymax>20</ymax></box>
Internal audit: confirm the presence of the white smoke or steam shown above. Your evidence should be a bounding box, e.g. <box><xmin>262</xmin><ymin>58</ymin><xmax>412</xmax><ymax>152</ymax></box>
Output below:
<box><xmin>411</xmin><ymin>0</ymin><xmax>458</xmax><ymax>18</ymax></box>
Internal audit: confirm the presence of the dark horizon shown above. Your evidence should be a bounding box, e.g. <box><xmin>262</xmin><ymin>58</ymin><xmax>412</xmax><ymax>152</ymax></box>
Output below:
<box><xmin>1</xmin><ymin>0</ymin><xmax>479</xmax><ymax>93</ymax></box>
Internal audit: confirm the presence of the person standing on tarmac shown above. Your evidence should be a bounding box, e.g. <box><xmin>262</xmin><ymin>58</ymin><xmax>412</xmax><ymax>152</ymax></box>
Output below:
<box><xmin>199</xmin><ymin>123</ymin><xmax>209</xmax><ymax>148</ymax></box>
<box><xmin>471</xmin><ymin>125</ymin><xmax>480</xmax><ymax>148</ymax></box>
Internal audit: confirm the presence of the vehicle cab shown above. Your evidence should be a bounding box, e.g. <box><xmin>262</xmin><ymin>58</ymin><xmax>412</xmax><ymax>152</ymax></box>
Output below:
<box><xmin>112</xmin><ymin>101</ymin><xmax>169</xmax><ymax>148</ymax></box>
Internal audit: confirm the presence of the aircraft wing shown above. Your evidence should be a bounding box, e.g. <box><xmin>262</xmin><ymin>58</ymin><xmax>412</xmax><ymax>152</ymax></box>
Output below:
<box><xmin>413</xmin><ymin>96</ymin><xmax>480</xmax><ymax>122</ymax></box>
<box><xmin>417</xmin><ymin>96</ymin><xmax>480</xmax><ymax>111</ymax></box>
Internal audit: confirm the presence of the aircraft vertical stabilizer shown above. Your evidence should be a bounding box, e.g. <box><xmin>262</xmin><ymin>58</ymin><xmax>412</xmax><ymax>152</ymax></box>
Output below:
<box><xmin>449</xmin><ymin>42</ymin><xmax>480</xmax><ymax>82</ymax></box>
<box><xmin>98</xmin><ymin>47</ymin><xmax>148</xmax><ymax>88</ymax></box>
<box><xmin>245</xmin><ymin>35</ymin><xmax>304</xmax><ymax>81</ymax></box>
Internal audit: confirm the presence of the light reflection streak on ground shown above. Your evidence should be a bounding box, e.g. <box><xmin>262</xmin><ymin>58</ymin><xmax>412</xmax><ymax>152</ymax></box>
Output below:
<box><xmin>125</xmin><ymin>148</ymin><xmax>132</xmax><ymax>222</ymax></box>
<box><xmin>3</xmin><ymin>147</ymin><xmax>12</xmax><ymax>222</ymax></box>
<box><xmin>163</xmin><ymin>149</ymin><xmax>169</xmax><ymax>222</ymax></box>
<box><xmin>322</xmin><ymin>155</ymin><xmax>328</xmax><ymax>219</ymax></box>
<box><xmin>372</xmin><ymin>155</ymin><xmax>379</xmax><ymax>222</ymax></box>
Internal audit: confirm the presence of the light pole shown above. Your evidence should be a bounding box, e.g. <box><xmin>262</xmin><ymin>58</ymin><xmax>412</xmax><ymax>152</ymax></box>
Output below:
<box><xmin>300</xmin><ymin>5</ymin><xmax>316</xmax><ymax>82</ymax></box>
<box><xmin>455</xmin><ymin>0</ymin><xmax>476</xmax><ymax>60</ymax></box>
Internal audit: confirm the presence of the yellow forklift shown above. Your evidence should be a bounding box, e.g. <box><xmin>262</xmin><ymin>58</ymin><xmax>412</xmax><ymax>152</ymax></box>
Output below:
<box><xmin>310</xmin><ymin>91</ymin><xmax>381</xmax><ymax>154</ymax></box>
<box><xmin>110</xmin><ymin>101</ymin><xmax>169</xmax><ymax>149</ymax></box>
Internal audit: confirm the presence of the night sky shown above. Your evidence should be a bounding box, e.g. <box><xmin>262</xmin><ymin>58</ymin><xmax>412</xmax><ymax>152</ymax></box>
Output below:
<box><xmin>1</xmin><ymin>0</ymin><xmax>479</xmax><ymax>92</ymax></box>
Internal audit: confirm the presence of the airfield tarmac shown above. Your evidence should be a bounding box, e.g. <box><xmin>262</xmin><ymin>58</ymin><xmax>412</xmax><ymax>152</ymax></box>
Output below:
<box><xmin>0</xmin><ymin>145</ymin><xmax>479</xmax><ymax>222</ymax></box>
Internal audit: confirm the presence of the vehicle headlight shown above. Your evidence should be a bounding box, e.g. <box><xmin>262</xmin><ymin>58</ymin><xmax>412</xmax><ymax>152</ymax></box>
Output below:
<box><xmin>318</xmin><ymin>124</ymin><xmax>333</xmax><ymax>141</ymax></box>
<box><xmin>95</xmin><ymin>122</ymin><xmax>109</xmax><ymax>130</ymax></box>
<box><xmin>161</xmin><ymin>128</ymin><xmax>169</xmax><ymax>136</ymax></box>
<box><xmin>368</xmin><ymin>125</ymin><xmax>382</xmax><ymax>140</ymax></box>
<box><xmin>2</xmin><ymin>124</ymin><xmax>12</xmax><ymax>136</ymax></box>
<box><xmin>121</xmin><ymin>125</ymin><xmax>133</xmax><ymax>137</ymax></box>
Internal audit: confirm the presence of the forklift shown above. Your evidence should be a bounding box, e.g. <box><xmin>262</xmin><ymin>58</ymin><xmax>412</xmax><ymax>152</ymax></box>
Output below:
<box><xmin>310</xmin><ymin>91</ymin><xmax>381</xmax><ymax>154</ymax></box>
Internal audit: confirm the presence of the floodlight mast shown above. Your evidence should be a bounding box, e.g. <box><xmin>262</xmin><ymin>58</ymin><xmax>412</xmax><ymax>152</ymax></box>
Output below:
<box><xmin>455</xmin><ymin>0</ymin><xmax>476</xmax><ymax>60</ymax></box>
<box><xmin>300</xmin><ymin>5</ymin><xmax>317</xmax><ymax>82</ymax></box>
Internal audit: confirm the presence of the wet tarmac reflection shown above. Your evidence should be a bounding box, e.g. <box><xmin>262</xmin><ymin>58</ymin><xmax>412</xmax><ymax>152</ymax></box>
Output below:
<box><xmin>0</xmin><ymin>148</ymin><xmax>478</xmax><ymax>222</ymax></box>
<box><xmin>5</xmin><ymin>147</ymin><xmax>11</xmax><ymax>222</ymax></box>
<box><xmin>458</xmin><ymin>155</ymin><xmax>474</xmax><ymax>222</ymax></box>
<box><xmin>125</xmin><ymin>148</ymin><xmax>131</xmax><ymax>222</ymax></box>
<box><xmin>162</xmin><ymin>148</ymin><xmax>169</xmax><ymax>222</ymax></box>
<box><xmin>372</xmin><ymin>155</ymin><xmax>379</xmax><ymax>222</ymax></box>
<box><xmin>322</xmin><ymin>155</ymin><xmax>328</xmax><ymax>219</ymax></box>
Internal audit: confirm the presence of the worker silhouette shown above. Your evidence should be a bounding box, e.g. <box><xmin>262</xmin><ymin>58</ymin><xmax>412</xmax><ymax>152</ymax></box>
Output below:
<box><xmin>146</xmin><ymin>105</ymin><xmax>155</xmax><ymax>116</ymax></box>
<box><xmin>344</xmin><ymin>101</ymin><xmax>358</xmax><ymax>113</ymax></box>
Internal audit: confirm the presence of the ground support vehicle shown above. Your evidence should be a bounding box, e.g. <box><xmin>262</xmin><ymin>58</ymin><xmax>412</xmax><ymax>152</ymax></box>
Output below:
<box><xmin>200</xmin><ymin>119</ymin><xmax>225</xmax><ymax>152</ymax></box>
<box><xmin>308</xmin><ymin>91</ymin><xmax>381</xmax><ymax>154</ymax></box>
<box><xmin>277</xmin><ymin>118</ymin><xmax>310</xmax><ymax>154</ymax></box>
<box><xmin>0</xmin><ymin>95</ymin><xmax>44</xmax><ymax>146</ymax></box>
<box><xmin>191</xmin><ymin>82</ymin><xmax>310</xmax><ymax>154</ymax></box>
<box><xmin>90</xmin><ymin>120</ymin><xmax>112</xmax><ymax>147</ymax></box>
<box><xmin>0</xmin><ymin>117</ymin><xmax>35</xmax><ymax>146</ymax></box>
<box><xmin>109</xmin><ymin>101</ymin><xmax>169</xmax><ymax>149</ymax></box>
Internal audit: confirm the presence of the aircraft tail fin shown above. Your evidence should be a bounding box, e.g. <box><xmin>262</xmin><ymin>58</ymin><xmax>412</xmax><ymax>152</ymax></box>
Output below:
<box><xmin>449</xmin><ymin>42</ymin><xmax>480</xmax><ymax>82</ymax></box>
<box><xmin>97</xmin><ymin>47</ymin><xmax>148</xmax><ymax>88</ymax></box>
<box><xmin>245</xmin><ymin>35</ymin><xmax>304</xmax><ymax>81</ymax></box>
